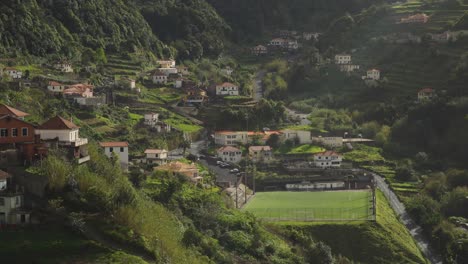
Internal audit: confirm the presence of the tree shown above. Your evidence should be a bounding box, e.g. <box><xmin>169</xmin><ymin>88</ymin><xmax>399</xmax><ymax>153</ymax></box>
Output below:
<box><xmin>395</xmin><ymin>160</ymin><xmax>415</xmax><ymax>181</ymax></box>
<box><xmin>441</xmin><ymin>187</ymin><xmax>468</xmax><ymax>218</ymax></box>
<box><xmin>180</xmin><ymin>140</ymin><xmax>191</xmax><ymax>155</ymax></box>
<box><xmin>94</xmin><ymin>47</ymin><xmax>107</xmax><ymax>64</ymax></box>
<box><xmin>266</xmin><ymin>134</ymin><xmax>281</xmax><ymax>148</ymax></box>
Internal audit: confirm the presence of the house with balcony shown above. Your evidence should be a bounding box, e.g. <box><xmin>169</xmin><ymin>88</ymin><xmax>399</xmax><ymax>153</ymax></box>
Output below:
<box><xmin>152</xmin><ymin>71</ymin><xmax>168</xmax><ymax>84</ymax></box>
<box><xmin>312</xmin><ymin>136</ymin><xmax>343</xmax><ymax>148</ymax></box>
<box><xmin>99</xmin><ymin>142</ymin><xmax>129</xmax><ymax>170</ymax></box>
<box><xmin>364</xmin><ymin>69</ymin><xmax>380</xmax><ymax>80</ymax></box>
<box><xmin>217</xmin><ymin>146</ymin><xmax>243</xmax><ymax>163</ymax></box>
<box><xmin>144</xmin><ymin>149</ymin><xmax>168</xmax><ymax>165</ymax></box>
<box><xmin>157</xmin><ymin>59</ymin><xmax>176</xmax><ymax>68</ymax></box>
<box><xmin>214</xmin><ymin>131</ymin><xmax>249</xmax><ymax>145</ymax></box>
<box><xmin>54</xmin><ymin>61</ymin><xmax>73</xmax><ymax>73</ymax></box>
<box><xmin>334</xmin><ymin>54</ymin><xmax>352</xmax><ymax>64</ymax></box>
<box><xmin>3</xmin><ymin>67</ymin><xmax>22</xmax><ymax>79</ymax></box>
<box><xmin>0</xmin><ymin>170</ymin><xmax>31</xmax><ymax>225</ymax></box>
<box><xmin>252</xmin><ymin>45</ymin><xmax>268</xmax><ymax>55</ymax></box>
<box><xmin>158</xmin><ymin>67</ymin><xmax>178</xmax><ymax>76</ymax></box>
<box><xmin>184</xmin><ymin>87</ymin><xmax>207</xmax><ymax>104</ymax></box>
<box><xmin>144</xmin><ymin>113</ymin><xmax>159</xmax><ymax>128</ymax></box>
<box><xmin>215</xmin><ymin>82</ymin><xmax>239</xmax><ymax>96</ymax></box>
<box><xmin>418</xmin><ymin>88</ymin><xmax>435</xmax><ymax>101</ymax></box>
<box><xmin>281</xmin><ymin>129</ymin><xmax>312</xmax><ymax>144</ymax></box>
<box><xmin>36</xmin><ymin>116</ymin><xmax>90</xmax><ymax>164</ymax></box>
<box><xmin>313</xmin><ymin>151</ymin><xmax>342</xmax><ymax>168</ymax></box>
<box><xmin>249</xmin><ymin>146</ymin><xmax>273</xmax><ymax>163</ymax></box>
<box><xmin>47</xmin><ymin>81</ymin><xmax>67</xmax><ymax>93</ymax></box>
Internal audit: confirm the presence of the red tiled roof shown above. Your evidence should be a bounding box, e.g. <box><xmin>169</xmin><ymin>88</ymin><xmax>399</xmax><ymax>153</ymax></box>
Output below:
<box><xmin>99</xmin><ymin>142</ymin><xmax>129</xmax><ymax>148</ymax></box>
<box><xmin>145</xmin><ymin>149</ymin><xmax>167</xmax><ymax>154</ymax></box>
<box><xmin>63</xmin><ymin>84</ymin><xmax>93</xmax><ymax>95</ymax></box>
<box><xmin>0</xmin><ymin>169</ymin><xmax>11</xmax><ymax>180</ymax></box>
<box><xmin>48</xmin><ymin>81</ymin><xmax>64</xmax><ymax>86</ymax></box>
<box><xmin>4</xmin><ymin>67</ymin><xmax>17</xmax><ymax>71</ymax></box>
<box><xmin>249</xmin><ymin>146</ymin><xmax>271</xmax><ymax>152</ymax></box>
<box><xmin>368</xmin><ymin>68</ymin><xmax>380</xmax><ymax>72</ymax></box>
<box><xmin>217</xmin><ymin>146</ymin><xmax>241</xmax><ymax>153</ymax></box>
<box><xmin>38</xmin><ymin>116</ymin><xmax>79</xmax><ymax>130</ymax></box>
<box><xmin>217</xmin><ymin>82</ymin><xmax>237</xmax><ymax>87</ymax></box>
<box><xmin>0</xmin><ymin>104</ymin><xmax>29</xmax><ymax>117</ymax></box>
<box><xmin>215</xmin><ymin>130</ymin><xmax>236</xmax><ymax>135</ymax></box>
<box><xmin>315</xmin><ymin>151</ymin><xmax>341</xmax><ymax>157</ymax></box>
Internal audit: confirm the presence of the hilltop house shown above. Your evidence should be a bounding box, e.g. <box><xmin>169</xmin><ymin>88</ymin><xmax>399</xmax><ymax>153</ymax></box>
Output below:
<box><xmin>313</xmin><ymin>151</ymin><xmax>342</xmax><ymax>168</ymax></box>
<box><xmin>99</xmin><ymin>142</ymin><xmax>129</xmax><ymax>170</ymax></box>
<box><xmin>154</xmin><ymin>161</ymin><xmax>202</xmax><ymax>183</ymax></box>
<box><xmin>364</xmin><ymin>69</ymin><xmax>380</xmax><ymax>80</ymax></box>
<box><xmin>157</xmin><ymin>59</ymin><xmax>176</xmax><ymax>68</ymax></box>
<box><xmin>252</xmin><ymin>45</ymin><xmax>268</xmax><ymax>55</ymax></box>
<box><xmin>0</xmin><ymin>170</ymin><xmax>31</xmax><ymax>225</ymax></box>
<box><xmin>334</xmin><ymin>54</ymin><xmax>352</xmax><ymax>64</ymax></box>
<box><xmin>0</xmin><ymin>104</ymin><xmax>29</xmax><ymax>120</ymax></box>
<box><xmin>63</xmin><ymin>83</ymin><xmax>94</xmax><ymax>98</ymax></box>
<box><xmin>144</xmin><ymin>113</ymin><xmax>159</xmax><ymax>127</ymax></box>
<box><xmin>217</xmin><ymin>146</ymin><xmax>242</xmax><ymax>163</ymax></box>
<box><xmin>176</xmin><ymin>66</ymin><xmax>189</xmax><ymax>75</ymax></box>
<box><xmin>269</xmin><ymin>38</ymin><xmax>289</xmax><ymax>47</ymax></box>
<box><xmin>54</xmin><ymin>61</ymin><xmax>73</xmax><ymax>73</ymax></box>
<box><xmin>249</xmin><ymin>146</ymin><xmax>273</xmax><ymax>163</ymax></box>
<box><xmin>430</xmin><ymin>31</ymin><xmax>451</xmax><ymax>42</ymax></box>
<box><xmin>214</xmin><ymin>131</ymin><xmax>249</xmax><ymax>145</ymax></box>
<box><xmin>281</xmin><ymin>129</ymin><xmax>312</xmax><ymax>144</ymax></box>
<box><xmin>3</xmin><ymin>67</ymin><xmax>22</xmax><ymax>79</ymax></box>
<box><xmin>339</xmin><ymin>64</ymin><xmax>360</xmax><ymax>73</ymax></box>
<box><xmin>216</xmin><ymin>82</ymin><xmax>239</xmax><ymax>96</ymax></box>
<box><xmin>155</xmin><ymin>121</ymin><xmax>172</xmax><ymax>133</ymax></box>
<box><xmin>144</xmin><ymin>149</ymin><xmax>168</xmax><ymax>165</ymax></box>
<box><xmin>399</xmin><ymin>13</ymin><xmax>429</xmax><ymax>24</ymax></box>
<box><xmin>184</xmin><ymin>87</ymin><xmax>207</xmax><ymax>104</ymax></box>
<box><xmin>152</xmin><ymin>71</ymin><xmax>167</xmax><ymax>84</ymax></box>
<box><xmin>36</xmin><ymin>116</ymin><xmax>90</xmax><ymax>164</ymax></box>
<box><xmin>418</xmin><ymin>88</ymin><xmax>435</xmax><ymax>101</ymax></box>
<box><xmin>174</xmin><ymin>78</ymin><xmax>184</xmax><ymax>88</ymax></box>
<box><xmin>158</xmin><ymin>67</ymin><xmax>178</xmax><ymax>76</ymax></box>
<box><xmin>47</xmin><ymin>81</ymin><xmax>67</xmax><ymax>93</ymax></box>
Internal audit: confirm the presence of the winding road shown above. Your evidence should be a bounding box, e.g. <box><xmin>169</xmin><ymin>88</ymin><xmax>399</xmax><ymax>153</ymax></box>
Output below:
<box><xmin>371</xmin><ymin>171</ymin><xmax>442</xmax><ymax>264</ymax></box>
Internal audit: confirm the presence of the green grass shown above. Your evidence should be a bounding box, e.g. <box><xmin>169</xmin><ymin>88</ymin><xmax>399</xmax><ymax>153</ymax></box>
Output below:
<box><xmin>276</xmin><ymin>144</ymin><xmax>326</xmax><ymax>154</ymax></box>
<box><xmin>279</xmin><ymin>191</ymin><xmax>427</xmax><ymax>264</ymax></box>
<box><xmin>244</xmin><ymin>190</ymin><xmax>372</xmax><ymax>221</ymax></box>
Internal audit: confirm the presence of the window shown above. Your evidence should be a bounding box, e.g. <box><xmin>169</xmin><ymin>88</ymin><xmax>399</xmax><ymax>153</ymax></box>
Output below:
<box><xmin>120</xmin><ymin>147</ymin><xmax>124</xmax><ymax>152</ymax></box>
<box><xmin>0</xmin><ymin>197</ymin><xmax>4</xmax><ymax>206</ymax></box>
<box><xmin>12</xmin><ymin>128</ymin><xmax>18</xmax><ymax>137</ymax></box>
<box><xmin>109</xmin><ymin>147</ymin><xmax>114</xmax><ymax>153</ymax></box>
<box><xmin>22</xmin><ymin>128</ymin><xmax>28</xmax><ymax>136</ymax></box>
<box><xmin>0</xmin><ymin>128</ymin><xmax>8</xmax><ymax>137</ymax></box>
<box><xmin>15</xmin><ymin>196</ymin><xmax>20</xmax><ymax>205</ymax></box>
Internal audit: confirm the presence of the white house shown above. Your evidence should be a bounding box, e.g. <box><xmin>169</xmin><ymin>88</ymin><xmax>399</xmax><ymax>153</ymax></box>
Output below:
<box><xmin>312</xmin><ymin>136</ymin><xmax>343</xmax><ymax>148</ymax></box>
<box><xmin>177</xmin><ymin>66</ymin><xmax>189</xmax><ymax>75</ymax></box>
<box><xmin>249</xmin><ymin>146</ymin><xmax>273</xmax><ymax>163</ymax></box>
<box><xmin>214</xmin><ymin>131</ymin><xmax>249</xmax><ymax>145</ymax></box>
<box><xmin>0</xmin><ymin>170</ymin><xmax>30</xmax><ymax>225</ymax></box>
<box><xmin>54</xmin><ymin>61</ymin><xmax>73</xmax><ymax>73</ymax></box>
<box><xmin>47</xmin><ymin>81</ymin><xmax>66</xmax><ymax>93</ymax></box>
<box><xmin>339</xmin><ymin>64</ymin><xmax>360</xmax><ymax>73</ymax></box>
<box><xmin>144</xmin><ymin>149</ymin><xmax>168</xmax><ymax>165</ymax></box>
<box><xmin>313</xmin><ymin>151</ymin><xmax>342</xmax><ymax>168</ymax></box>
<box><xmin>174</xmin><ymin>78</ymin><xmax>183</xmax><ymax>88</ymax></box>
<box><xmin>252</xmin><ymin>45</ymin><xmax>268</xmax><ymax>55</ymax></box>
<box><xmin>152</xmin><ymin>71</ymin><xmax>168</xmax><ymax>84</ymax></box>
<box><xmin>36</xmin><ymin>116</ymin><xmax>90</xmax><ymax>164</ymax></box>
<box><xmin>281</xmin><ymin>129</ymin><xmax>312</xmax><ymax>144</ymax></box>
<box><xmin>4</xmin><ymin>67</ymin><xmax>22</xmax><ymax>79</ymax></box>
<box><xmin>418</xmin><ymin>88</ymin><xmax>435</xmax><ymax>101</ymax></box>
<box><xmin>99</xmin><ymin>142</ymin><xmax>129</xmax><ymax>170</ymax></box>
<box><xmin>217</xmin><ymin>146</ymin><xmax>243</xmax><ymax>163</ymax></box>
<box><xmin>120</xmin><ymin>78</ymin><xmax>136</xmax><ymax>89</ymax></box>
<box><xmin>334</xmin><ymin>54</ymin><xmax>352</xmax><ymax>65</ymax></box>
<box><xmin>144</xmin><ymin>113</ymin><xmax>159</xmax><ymax>127</ymax></box>
<box><xmin>364</xmin><ymin>69</ymin><xmax>380</xmax><ymax>80</ymax></box>
<box><xmin>269</xmin><ymin>38</ymin><xmax>289</xmax><ymax>47</ymax></box>
<box><xmin>158</xmin><ymin>67</ymin><xmax>178</xmax><ymax>76</ymax></box>
<box><xmin>216</xmin><ymin>82</ymin><xmax>239</xmax><ymax>96</ymax></box>
<box><xmin>157</xmin><ymin>59</ymin><xmax>176</xmax><ymax>68</ymax></box>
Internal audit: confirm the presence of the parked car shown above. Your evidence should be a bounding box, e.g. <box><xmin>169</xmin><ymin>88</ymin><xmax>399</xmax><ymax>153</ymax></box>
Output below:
<box><xmin>230</xmin><ymin>168</ymin><xmax>239</xmax><ymax>173</ymax></box>
<box><xmin>216</xmin><ymin>160</ymin><xmax>223</xmax><ymax>165</ymax></box>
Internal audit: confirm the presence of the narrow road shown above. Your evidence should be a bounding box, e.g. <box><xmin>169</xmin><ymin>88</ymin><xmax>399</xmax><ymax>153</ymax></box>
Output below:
<box><xmin>253</xmin><ymin>70</ymin><xmax>266</xmax><ymax>101</ymax></box>
<box><xmin>284</xmin><ymin>107</ymin><xmax>312</xmax><ymax>126</ymax></box>
<box><xmin>371</xmin><ymin>171</ymin><xmax>442</xmax><ymax>264</ymax></box>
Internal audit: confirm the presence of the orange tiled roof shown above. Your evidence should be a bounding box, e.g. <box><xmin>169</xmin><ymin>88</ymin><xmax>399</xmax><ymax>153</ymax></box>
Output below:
<box><xmin>0</xmin><ymin>104</ymin><xmax>29</xmax><ymax>118</ymax></box>
<box><xmin>99</xmin><ymin>142</ymin><xmax>129</xmax><ymax>148</ymax></box>
<box><xmin>38</xmin><ymin>116</ymin><xmax>79</xmax><ymax>130</ymax></box>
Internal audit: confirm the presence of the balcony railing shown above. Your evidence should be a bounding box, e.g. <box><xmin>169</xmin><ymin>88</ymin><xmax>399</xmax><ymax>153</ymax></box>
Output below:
<box><xmin>59</xmin><ymin>138</ymin><xmax>88</xmax><ymax>147</ymax></box>
<box><xmin>77</xmin><ymin>155</ymin><xmax>90</xmax><ymax>164</ymax></box>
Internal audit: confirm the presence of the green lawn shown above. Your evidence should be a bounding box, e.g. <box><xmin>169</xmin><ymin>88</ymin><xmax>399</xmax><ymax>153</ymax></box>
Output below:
<box><xmin>244</xmin><ymin>190</ymin><xmax>373</xmax><ymax>221</ymax></box>
<box><xmin>276</xmin><ymin>144</ymin><xmax>325</xmax><ymax>154</ymax></box>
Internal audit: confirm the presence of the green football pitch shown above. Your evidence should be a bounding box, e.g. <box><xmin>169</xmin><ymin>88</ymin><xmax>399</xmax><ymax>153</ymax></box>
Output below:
<box><xmin>243</xmin><ymin>190</ymin><xmax>373</xmax><ymax>221</ymax></box>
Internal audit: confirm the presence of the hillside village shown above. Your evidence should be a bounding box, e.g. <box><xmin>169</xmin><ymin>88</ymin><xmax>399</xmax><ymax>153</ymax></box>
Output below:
<box><xmin>1</xmin><ymin>0</ymin><xmax>468</xmax><ymax>263</ymax></box>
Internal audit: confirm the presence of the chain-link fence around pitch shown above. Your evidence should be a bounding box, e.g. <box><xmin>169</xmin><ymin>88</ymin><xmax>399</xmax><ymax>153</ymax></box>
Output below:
<box><xmin>245</xmin><ymin>190</ymin><xmax>376</xmax><ymax>222</ymax></box>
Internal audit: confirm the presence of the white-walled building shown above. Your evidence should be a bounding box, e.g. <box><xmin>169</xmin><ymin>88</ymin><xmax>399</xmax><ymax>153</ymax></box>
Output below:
<box><xmin>158</xmin><ymin>67</ymin><xmax>178</xmax><ymax>76</ymax></box>
<box><xmin>252</xmin><ymin>45</ymin><xmax>268</xmax><ymax>55</ymax></box>
<box><xmin>313</xmin><ymin>151</ymin><xmax>342</xmax><ymax>168</ymax></box>
<box><xmin>144</xmin><ymin>112</ymin><xmax>159</xmax><ymax>127</ymax></box>
<box><xmin>418</xmin><ymin>88</ymin><xmax>435</xmax><ymax>101</ymax></box>
<box><xmin>281</xmin><ymin>129</ymin><xmax>312</xmax><ymax>144</ymax></box>
<box><xmin>145</xmin><ymin>149</ymin><xmax>168</xmax><ymax>165</ymax></box>
<box><xmin>249</xmin><ymin>146</ymin><xmax>273</xmax><ymax>163</ymax></box>
<box><xmin>366</xmin><ymin>69</ymin><xmax>380</xmax><ymax>80</ymax></box>
<box><xmin>47</xmin><ymin>81</ymin><xmax>67</xmax><ymax>93</ymax></box>
<box><xmin>157</xmin><ymin>59</ymin><xmax>176</xmax><ymax>68</ymax></box>
<box><xmin>152</xmin><ymin>71</ymin><xmax>168</xmax><ymax>84</ymax></box>
<box><xmin>312</xmin><ymin>136</ymin><xmax>343</xmax><ymax>148</ymax></box>
<box><xmin>0</xmin><ymin>170</ymin><xmax>30</xmax><ymax>225</ymax></box>
<box><xmin>339</xmin><ymin>64</ymin><xmax>360</xmax><ymax>73</ymax></box>
<box><xmin>214</xmin><ymin>131</ymin><xmax>249</xmax><ymax>145</ymax></box>
<box><xmin>217</xmin><ymin>146</ymin><xmax>243</xmax><ymax>163</ymax></box>
<box><xmin>54</xmin><ymin>61</ymin><xmax>73</xmax><ymax>73</ymax></box>
<box><xmin>4</xmin><ymin>67</ymin><xmax>22</xmax><ymax>79</ymax></box>
<box><xmin>99</xmin><ymin>142</ymin><xmax>129</xmax><ymax>170</ymax></box>
<box><xmin>334</xmin><ymin>54</ymin><xmax>352</xmax><ymax>65</ymax></box>
<box><xmin>215</xmin><ymin>82</ymin><xmax>239</xmax><ymax>96</ymax></box>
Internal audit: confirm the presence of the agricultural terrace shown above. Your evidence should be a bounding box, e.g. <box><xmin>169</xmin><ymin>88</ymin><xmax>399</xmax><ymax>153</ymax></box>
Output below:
<box><xmin>244</xmin><ymin>190</ymin><xmax>374</xmax><ymax>222</ymax></box>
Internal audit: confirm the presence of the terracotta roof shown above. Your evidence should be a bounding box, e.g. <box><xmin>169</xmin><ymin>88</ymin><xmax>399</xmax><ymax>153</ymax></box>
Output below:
<box><xmin>99</xmin><ymin>142</ymin><xmax>129</xmax><ymax>148</ymax></box>
<box><xmin>0</xmin><ymin>104</ymin><xmax>29</xmax><ymax>117</ymax></box>
<box><xmin>48</xmin><ymin>81</ymin><xmax>64</xmax><ymax>86</ymax></box>
<box><xmin>63</xmin><ymin>84</ymin><xmax>93</xmax><ymax>95</ymax></box>
<box><xmin>0</xmin><ymin>169</ymin><xmax>11</xmax><ymax>180</ymax></box>
<box><xmin>4</xmin><ymin>67</ymin><xmax>17</xmax><ymax>71</ymax></box>
<box><xmin>217</xmin><ymin>146</ymin><xmax>241</xmax><ymax>153</ymax></box>
<box><xmin>217</xmin><ymin>82</ymin><xmax>237</xmax><ymax>87</ymax></box>
<box><xmin>38</xmin><ymin>116</ymin><xmax>79</xmax><ymax>130</ymax></box>
<box><xmin>152</xmin><ymin>70</ymin><xmax>166</xmax><ymax>76</ymax></box>
<box><xmin>368</xmin><ymin>68</ymin><xmax>380</xmax><ymax>72</ymax></box>
<box><xmin>419</xmin><ymin>88</ymin><xmax>434</xmax><ymax>93</ymax></box>
<box><xmin>155</xmin><ymin>161</ymin><xmax>197</xmax><ymax>173</ymax></box>
<box><xmin>145</xmin><ymin>149</ymin><xmax>167</xmax><ymax>154</ymax></box>
<box><xmin>249</xmin><ymin>146</ymin><xmax>271</xmax><ymax>152</ymax></box>
<box><xmin>315</xmin><ymin>151</ymin><xmax>342</xmax><ymax>157</ymax></box>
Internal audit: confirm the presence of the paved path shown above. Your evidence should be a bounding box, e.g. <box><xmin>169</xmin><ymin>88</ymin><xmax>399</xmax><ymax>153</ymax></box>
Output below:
<box><xmin>284</xmin><ymin>107</ymin><xmax>312</xmax><ymax>126</ymax></box>
<box><xmin>253</xmin><ymin>70</ymin><xmax>266</xmax><ymax>101</ymax></box>
<box><xmin>371</xmin><ymin>171</ymin><xmax>442</xmax><ymax>264</ymax></box>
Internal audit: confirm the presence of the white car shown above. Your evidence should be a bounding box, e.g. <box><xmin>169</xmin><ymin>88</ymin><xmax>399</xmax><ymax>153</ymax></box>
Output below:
<box><xmin>230</xmin><ymin>168</ymin><xmax>239</xmax><ymax>173</ymax></box>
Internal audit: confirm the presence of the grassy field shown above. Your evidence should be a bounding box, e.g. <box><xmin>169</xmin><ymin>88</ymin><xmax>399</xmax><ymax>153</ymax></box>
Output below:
<box><xmin>276</xmin><ymin>144</ymin><xmax>326</xmax><ymax>155</ymax></box>
<box><xmin>244</xmin><ymin>190</ymin><xmax>373</xmax><ymax>221</ymax></box>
